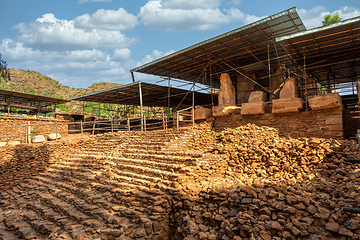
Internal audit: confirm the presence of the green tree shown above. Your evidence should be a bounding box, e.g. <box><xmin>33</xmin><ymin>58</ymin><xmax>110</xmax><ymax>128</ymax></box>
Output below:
<box><xmin>322</xmin><ymin>12</ymin><xmax>342</xmax><ymax>26</ymax></box>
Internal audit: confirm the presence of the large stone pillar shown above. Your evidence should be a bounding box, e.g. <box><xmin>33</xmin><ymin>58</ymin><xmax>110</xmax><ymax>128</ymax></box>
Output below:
<box><xmin>236</xmin><ymin>71</ymin><xmax>255</xmax><ymax>105</ymax></box>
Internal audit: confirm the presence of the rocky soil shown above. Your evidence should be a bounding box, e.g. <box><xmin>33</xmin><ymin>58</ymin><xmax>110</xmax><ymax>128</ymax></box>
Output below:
<box><xmin>172</xmin><ymin>123</ymin><xmax>360</xmax><ymax>239</ymax></box>
<box><xmin>0</xmin><ymin>123</ymin><xmax>360</xmax><ymax>239</ymax></box>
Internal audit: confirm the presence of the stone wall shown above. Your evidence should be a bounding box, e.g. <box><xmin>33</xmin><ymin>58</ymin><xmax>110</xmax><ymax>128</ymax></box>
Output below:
<box><xmin>213</xmin><ymin>107</ymin><xmax>343</xmax><ymax>139</ymax></box>
<box><xmin>0</xmin><ymin>116</ymin><xmax>68</xmax><ymax>141</ymax></box>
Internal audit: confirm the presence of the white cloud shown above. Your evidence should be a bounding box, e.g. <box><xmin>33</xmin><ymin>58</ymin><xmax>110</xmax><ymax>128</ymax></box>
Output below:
<box><xmin>75</xmin><ymin>8</ymin><xmax>138</xmax><ymax>31</ymax></box>
<box><xmin>298</xmin><ymin>6</ymin><xmax>360</xmax><ymax>29</ymax></box>
<box><xmin>111</xmin><ymin>48</ymin><xmax>131</xmax><ymax>62</ymax></box>
<box><xmin>15</xmin><ymin>13</ymin><xmax>138</xmax><ymax>51</ymax></box>
<box><xmin>0</xmin><ymin>39</ymin><xmax>132</xmax><ymax>88</ymax></box>
<box><xmin>139</xmin><ymin>0</ymin><xmax>261</xmax><ymax>31</ymax></box>
<box><xmin>139</xmin><ymin>49</ymin><xmax>176</xmax><ymax>66</ymax></box>
<box><xmin>225</xmin><ymin>8</ymin><xmax>265</xmax><ymax>24</ymax></box>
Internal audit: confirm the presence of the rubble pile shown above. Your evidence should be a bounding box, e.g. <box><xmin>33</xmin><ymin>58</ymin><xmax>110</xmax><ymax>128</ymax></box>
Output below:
<box><xmin>173</xmin><ymin>123</ymin><xmax>360</xmax><ymax>239</ymax></box>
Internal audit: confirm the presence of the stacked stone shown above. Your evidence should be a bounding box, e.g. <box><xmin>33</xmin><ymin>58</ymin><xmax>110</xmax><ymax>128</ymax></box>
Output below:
<box><xmin>175</xmin><ymin>123</ymin><xmax>360</xmax><ymax>239</ymax></box>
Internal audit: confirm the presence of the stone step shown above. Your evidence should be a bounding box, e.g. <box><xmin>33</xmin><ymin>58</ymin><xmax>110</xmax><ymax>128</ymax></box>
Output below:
<box><xmin>0</xmin><ymin>209</ymin><xmax>20</xmax><ymax>240</ymax></box>
<box><xmin>119</xmin><ymin>152</ymin><xmax>198</xmax><ymax>165</ymax></box>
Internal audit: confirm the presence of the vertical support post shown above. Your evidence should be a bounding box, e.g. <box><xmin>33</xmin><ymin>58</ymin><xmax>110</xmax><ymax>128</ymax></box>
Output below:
<box><xmin>37</xmin><ymin>102</ymin><xmax>41</xmax><ymax>117</ymax></box>
<box><xmin>92</xmin><ymin>122</ymin><xmax>96</xmax><ymax>135</ymax></box>
<box><xmin>127</xmin><ymin>118</ymin><xmax>130</xmax><ymax>132</ymax></box>
<box><xmin>54</xmin><ymin>104</ymin><xmax>57</xmax><ymax>118</ymax></box>
<box><xmin>111</xmin><ymin>119</ymin><xmax>113</xmax><ymax>133</ymax></box>
<box><xmin>80</xmin><ymin>121</ymin><xmax>83</xmax><ymax>138</ymax></box>
<box><xmin>55</xmin><ymin>120</ymin><xmax>58</xmax><ymax>142</ymax></box>
<box><xmin>165</xmin><ymin>115</ymin><xmax>167</xmax><ymax>130</ymax></box>
<box><xmin>192</xmin><ymin>91</ymin><xmax>195</xmax><ymax>127</ymax></box>
<box><xmin>268</xmin><ymin>41</ymin><xmax>271</xmax><ymax>94</ymax></box>
<box><xmin>144</xmin><ymin>116</ymin><xmax>147</xmax><ymax>132</ymax></box>
<box><xmin>131</xmin><ymin>72</ymin><xmax>135</xmax><ymax>83</ymax></box>
<box><xmin>82</xmin><ymin>101</ymin><xmax>85</xmax><ymax>115</ymax></box>
<box><xmin>162</xmin><ymin>112</ymin><xmax>165</xmax><ymax>130</ymax></box>
<box><xmin>138</xmin><ymin>81</ymin><xmax>144</xmax><ymax>131</ymax></box>
<box><xmin>27</xmin><ymin>121</ymin><xmax>31</xmax><ymax>144</ymax></box>
<box><xmin>303</xmin><ymin>47</ymin><xmax>308</xmax><ymax>110</ymax></box>
<box><xmin>176</xmin><ymin>112</ymin><xmax>179</xmax><ymax>131</ymax></box>
<box><xmin>7</xmin><ymin>97</ymin><xmax>10</xmax><ymax>115</ymax></box>
<box><xmin>357</xmin><ymin>129</ymin><xmax>360</xmax><ymax>159</ymax></box>
<box><xmin>25</xmin><ymin>123</ymin><xmax>28</xmax><ymax>143</ymax></box>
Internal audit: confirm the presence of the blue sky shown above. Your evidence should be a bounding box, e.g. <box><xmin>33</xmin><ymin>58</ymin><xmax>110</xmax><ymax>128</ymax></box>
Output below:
<box><xmin>1</xmin><ymin>0</ymin><xmax>359</xmax><ymax>89</ymax></box>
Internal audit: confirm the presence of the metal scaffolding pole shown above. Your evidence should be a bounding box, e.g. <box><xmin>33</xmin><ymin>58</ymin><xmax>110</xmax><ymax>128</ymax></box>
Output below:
<box><xmin>138</xmin><ymin>81</ymin><xmax>144</xmax><ymax>131</ymax></box>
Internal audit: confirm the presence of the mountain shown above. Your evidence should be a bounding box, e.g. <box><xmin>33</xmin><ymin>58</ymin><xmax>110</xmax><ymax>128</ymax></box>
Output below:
<box><xmin>1</xmin><ymin>69</ymin><xmax>122</xmax><ymax>100</ymax></box>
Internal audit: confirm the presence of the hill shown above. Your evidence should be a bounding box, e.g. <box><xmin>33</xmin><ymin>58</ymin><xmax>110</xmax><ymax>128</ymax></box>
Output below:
<box><xmin>1</xmin><ymin>69</ymin><xmax>122</xmax><ymax>100</ymax></box>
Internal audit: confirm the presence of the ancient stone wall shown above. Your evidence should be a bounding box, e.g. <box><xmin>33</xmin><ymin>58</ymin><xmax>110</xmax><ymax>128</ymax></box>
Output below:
<box><xmin>0</xmin><ymin>116</ymin><xmax>68</xmax><ymax>141</ymax></box>
<box><xmin>213</xmin><ymin>108</ymin><xmax>343</xmax><ymax>139</ymax></box>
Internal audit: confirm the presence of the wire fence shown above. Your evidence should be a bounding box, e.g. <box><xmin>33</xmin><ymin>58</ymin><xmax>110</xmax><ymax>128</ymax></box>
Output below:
<box><xmin>0</xmin><ymin>110</ymin><xmax>194</xmax><ymax>143</ymax></box>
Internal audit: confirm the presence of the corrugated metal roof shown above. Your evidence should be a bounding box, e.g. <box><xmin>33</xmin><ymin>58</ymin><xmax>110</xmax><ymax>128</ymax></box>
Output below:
<box><xmin>131</xmin><ymin>7</ymin><xmax>306</xmax><ymax>88</ymax></box>
<box><xmin>276</xmin><ymin>16</ymin><xmax>360</xmax><ymax>86</ymax></box>
<box><xmin>68</xmin><ymin>81</ymin><xmax>216</xmax><ymax>109</ymax></box>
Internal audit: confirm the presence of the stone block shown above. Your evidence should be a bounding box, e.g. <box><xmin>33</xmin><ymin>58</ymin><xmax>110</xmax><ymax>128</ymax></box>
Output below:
<box><xmin>212</xmin><ymin>106</ymin><xmax>241</xmax><ymax>117</ymax></box>
<box><xmin>326</xmin><ymin>117</ymin><xmax>342</xmax><ymax>125</ymax></box>
<box><xmin>8</xmin><ymin>141</ymin><xmax>21</xmax><ymax>146</ymax></box>
<box><xmin>0</xmin><ymin>142</ymin><xmax>6</xmax><ymax>147</ymax></box>
<box><xmin>308</xmin><ymin>93</ymin><xmax>342</xmax><ymax>111</ymax></box>
<box><xmin>280</xmin><ymin>78</ymin><xmax>297</xmax><ymax>99</ymax></box>
<box><xmin>241</xmin><ymin>101</ymin><xmax>266</xmax><ymax>115</ymax></box>
<box><xmin>272</xmin><ymin>98</ymin><xmax>304</xmax><ymax>114</ymax></box>
<box><xmin>34</xmin><ymin>135</ymin><xmax>46</xmax><ymax>143</ymax></box>
<box><xmin>194</xmin><ymin>108</ymin><xmax>212</xmax><ymax>120</ymax></box>
<box><xmin>248</xmin><ymin>91</ymin><xmax>266</xmax><ymax>103</ymax></box>
<box><xmin>219</xmin><ymin>73</ymin><xmax>236</xmax><ymax>106</ymax></box>
<box><xmin>48</xmin><ymin>133</ymin><xmax>61</xmax><ymax>141</ymax></box>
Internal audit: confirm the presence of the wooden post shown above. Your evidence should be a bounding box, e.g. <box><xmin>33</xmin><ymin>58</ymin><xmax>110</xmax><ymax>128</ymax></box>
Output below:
<box><xmin>176</xmin><ymin>112</ymin><xmax>179</xmax><ymax>131</ymax></box>
<box><xmin>165</xmin><ymin>115</ymin><xmax>167</xmax><ymax>130</ymax></box>
<box><xmin>139</xmin><ymin>82</ymin><xmax>144</xmax><ymax>131</ymax></box>
<box><xmin>92</xmin><ymin>122</ymin><xmax>96</xmax><ymax>135</ymax></box>
<box><xmin>25</xmin><ymin>123</ymin><xmax>28</xmax><ymax>143</ymax></box>
<box><xmin>162</xmin><ymin>112</ymin><xmax>165</xmax><ymax>130</ymax></box>
<box><xmin>80</xmin><ymin>121</ymin><xmax>83</xmax><ymax>138</ymax></box>
<box><xmin>53</xmin><ymin>104</ymin><xmax>57</xmax><ymax>118</ymax></box>
<box><xmin>127</xmin><ymin>118</ymin><xmax>130</xmax><ymax>132</ymax></box>
<box><xmin>111</xmin><ymin>119</ymin><xmax>113</xmax><ymax>133</ymax></box>
<box><xmin>55</xmin><ymin>120</ymin><xmax>58</xmax><ymax>142</ymax></box>
<box><xmin>144</xmin><ymin>116</ymin><xmax>147</xmax><ymax>132</ymax></box>
<box><xmin>27</xmin><ymin>121</ymin><xmax>31</xmax><ymax>143</ymax></box>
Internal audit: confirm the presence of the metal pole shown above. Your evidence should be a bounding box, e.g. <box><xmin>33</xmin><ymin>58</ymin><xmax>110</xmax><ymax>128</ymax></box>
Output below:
<box><xmin>27</xmin><ymin>121</ymin><xmax>31</xmax><ymax>144</ymax></box>
<box><xmin>144</xmin><ymin>116</ymin><xmax>146</xmax><ymax>132</ymax></box>
<box><xmin>131</xmin><ymin>72</ymin><xmax>135</xmax><ymax>83</ymax></box>
<box><xmin>162</xmin><ymin>112</ymin><xmax>165</xmax><ymax>130</ymax></box>
<box><xmin>304</xmin><ymin>47</ymin><xmax>308</xmax><ymax>110</ymax></box>
<box><xmin>81</xmin><ymin>121</ymin><xmax>83</xmax><ymax>138</ymax></box>
<box><xmin>192</xmin><ymin>91</ymin><xmax>195</xmax><ymax>126</ymax></box>
<box><xmin>176</xmin><ymin>112</ymin><xmax>179</xmax><ymax>131</ymax></box>
<box><xmin>139</xmin><ymin>82</ymin><xmax>144</xmax><ymax>131</ymax></box>
<box><xmin>25</xmin><ymin>123</ymin><xmax>28</xmax><ymax>143</ymax></box>
<box><xmin>128</xmin><ymin>117</ymin><xmax>130</xmax><ymax>132</ymax></box>
<box><xmin>55</xmin><ymin>120</ymin><xmax>58</xmax><ymax>142</ymax></box>
<box><xmin>268</xmin><ymin>41</ymin><xmax>271</xmax><ymax>94</ymax></box>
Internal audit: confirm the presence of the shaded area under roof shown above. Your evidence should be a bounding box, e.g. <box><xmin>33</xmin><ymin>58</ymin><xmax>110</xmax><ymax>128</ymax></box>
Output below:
<box><xmin>130</xmin><ymin>7</ymin><xmax>306</xmax><ymax>88</ymax></box>
<box><xmin>68</xmin><ymin>81</ymin><xmax>217</xmax><ymax>109</ymax></box>
<box><xmin>0</xmin><ymin>89</ymin><xmax>69</xmax><ymax>113</ymax></box>
<box><xmin>276</xmin><ymin>16</ymin><xmax>360</xmax><ymax>86</ymax></box>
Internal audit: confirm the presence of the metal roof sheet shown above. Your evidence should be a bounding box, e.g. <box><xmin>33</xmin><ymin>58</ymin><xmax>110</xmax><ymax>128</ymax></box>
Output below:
<box><xmin>131</xmin><ymin>7</ymin><xmax>306</xmax><ymax>88</ymax></box>
<box><xmin>68</xmin><ymin>81</ymin><xmax>216</xmax><ymax>110</ymax></box>
<box><xmin>276</xmin><ymin>16</ymin><xmax>360</xmax><ymax>85</ymax></box>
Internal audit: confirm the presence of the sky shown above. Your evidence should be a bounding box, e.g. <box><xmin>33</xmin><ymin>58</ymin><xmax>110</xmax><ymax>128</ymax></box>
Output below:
<box><xmin>1</xmin><ymin>0</ymin><xmax>360</xmax><ymax>89</ymax></box>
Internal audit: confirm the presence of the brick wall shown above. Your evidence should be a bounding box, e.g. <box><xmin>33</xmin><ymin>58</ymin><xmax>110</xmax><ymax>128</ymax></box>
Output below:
<box><xmin>0</xmin><ymin>116</ymin><xmax>68</xmax><ymax>141</ymax></box>
<box><xmin>213</xmin><ymin>107</ymin><xmax>343</xmax><ymax>139</ymax></box>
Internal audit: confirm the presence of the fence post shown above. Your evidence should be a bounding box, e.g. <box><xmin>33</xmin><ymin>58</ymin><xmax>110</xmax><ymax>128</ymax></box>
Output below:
<box><xmin>176</xmin><ymin>112</ymin><xmax>179</xmax><ymax>131</ymax></box>
<box><xmin>25</xmin><ymin>123</ymin><xmax>28</xmax><ymax>143</ymax></box>
<box><xmin>144</xmin><ymin>116</ymin><xmax>147</xmax><ymax>132</ymax></box>
<box><xmin>27</xmin><ymin>121</ymin><xmax>31</xmax><ymax>144</ymax></box>
<box><xmin>92</xmin><ymin>121</ymin><xmax>96</xmax><ymax>135</ymax></box>
<box><xmin>80</xmin><ymin>121</ymin><xmax>83</xmax><ymax>138</ymax></box>
<box><xmin>55</xmin><ymin>120</ymin><xmax>58</xmax><ymax>142</ymax></box>
<box><xmin>162</xmin><ymin>113</ymin><xmax>165</xmax><ymax>130</ymax></box>
<box><xmin>127</xmin><ymin>118</ymin><xmax>130</xmax><ymax>132</ymax></box>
